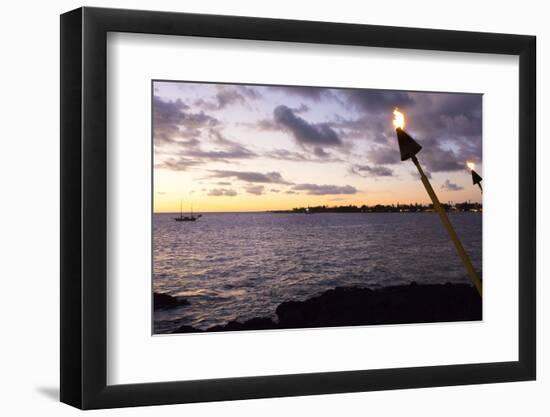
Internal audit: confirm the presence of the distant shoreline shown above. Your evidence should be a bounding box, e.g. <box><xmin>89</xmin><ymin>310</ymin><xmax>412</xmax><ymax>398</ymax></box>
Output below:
<box><xmin>154</xmin><ymin>201</ymin><xmax>482</xmax><ymax>215</ymax></box>
<box><xmin>153</xmin><ymin>210</ymin><xmax>483</xmax><ymax>214</ymax></box>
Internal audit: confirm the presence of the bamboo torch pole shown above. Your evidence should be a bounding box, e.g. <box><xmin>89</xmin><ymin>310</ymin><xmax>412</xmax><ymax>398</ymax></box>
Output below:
<box><xmin>392</xmin><ymin>108</ymin><xmax>482</xmax><ymax>296</ymax></box>
<box><xmin>411</xmin><ymin>155</ymin><xmax>482</xmax><ymax>295</ymax></box>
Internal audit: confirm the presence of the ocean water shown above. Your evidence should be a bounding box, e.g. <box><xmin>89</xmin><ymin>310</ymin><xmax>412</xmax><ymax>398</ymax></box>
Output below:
<box><xmin>153</xmin><ymin>212</ymin><xmax>482</xmax><ymax>333</ymax></box>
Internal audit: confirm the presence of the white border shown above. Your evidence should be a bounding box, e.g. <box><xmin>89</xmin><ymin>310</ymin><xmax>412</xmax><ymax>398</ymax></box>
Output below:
<box><xmin>107</xmin><ymin>33</ymin><xmax>519</xmax><ymax>385</ymax></box>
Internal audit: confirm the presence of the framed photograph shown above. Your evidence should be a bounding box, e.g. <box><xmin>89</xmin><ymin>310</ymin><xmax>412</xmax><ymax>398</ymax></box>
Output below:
<box><xmin>60</xmin><ymin>7</ymin><xmax>536</xmax><ymax>409</ymax></box>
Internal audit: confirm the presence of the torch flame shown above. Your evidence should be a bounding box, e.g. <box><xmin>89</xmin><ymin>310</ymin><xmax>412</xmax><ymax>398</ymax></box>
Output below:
<box><xmin>393</xmin><ymin>108</ymin><xmax>405</xmax><ymax>130</ymax></box>
<box><xmin>466</xmin><ymin>161</ymin><xmax>475</xmax><ymax>171</ymax></box>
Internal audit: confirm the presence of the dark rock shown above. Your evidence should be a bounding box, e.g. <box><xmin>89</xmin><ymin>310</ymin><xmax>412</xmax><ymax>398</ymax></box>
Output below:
<box><xmin>153</xmin><ymin>292</ymin><xmax>190</xmax><ymax>310</ymax></box>
<box><xmin>207</xmin><ymin>317</ymin><xmax>278</xmax><ymax>332</ymax></box>
<box><xmin>275</xmin><ymin>282</ymin><xmax>481</xmax><ymax>329</ymax></box>
<box><xmin>168</xmin><ymin>282</ymin><xmax>481</xmax><ymax>334</ymax></box>
<box><xmin>172</xmin><ymin>324</ymin><xmax>201</xmax><ymax>334</ymax></box>
<box><xmin>171</xmin><ymin>317</ymin><xmax>276</xmax><ymax>334</ymax></box>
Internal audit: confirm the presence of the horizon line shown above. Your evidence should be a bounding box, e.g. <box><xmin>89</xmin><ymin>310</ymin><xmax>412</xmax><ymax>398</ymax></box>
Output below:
<box><xmin>154</xmin><ymin>203</ymin><xmax>483</xmax><ymax>214</ymax></box>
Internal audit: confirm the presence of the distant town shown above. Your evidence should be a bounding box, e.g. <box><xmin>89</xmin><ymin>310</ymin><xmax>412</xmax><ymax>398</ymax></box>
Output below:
<box><xmin>271</xmin><ymin>202</ymin><xmax>482</xmax><ymax>214</ymax></box>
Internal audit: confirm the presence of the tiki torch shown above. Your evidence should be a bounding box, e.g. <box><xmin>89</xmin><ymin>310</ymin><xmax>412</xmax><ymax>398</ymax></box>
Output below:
<box><xmin>392</xmin><ymin>108</ymin><xmax>482</xmax><ymax>296</ymax></box>
<box><xmin>467</xmin><ymin>161</ymin><xmax>483</xmax><ymax>193</ymax></box>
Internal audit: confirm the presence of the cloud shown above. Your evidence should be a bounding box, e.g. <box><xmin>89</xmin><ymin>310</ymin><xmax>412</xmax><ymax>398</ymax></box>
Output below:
<box><xmin>155</xmin><ymin>157</ymin><xmax>202</xmax><ymax>171</ymax></box>
<box><xmin>153</xmin><ymin>96</ymin><xmax>219</xmax><ymax>145</ymax></box>
<box><xmin>195</xmin><ymin>87</ymin><xmax>245</xmax><ymax>110</ymax></box>
<box><xmin>419</xmin><ymin>144</ymin><xmax>464</xmax><ymax>172</ymax></box>
<box><xmin>184</xmin><ymin>144</ymin><xmax>255</xmax><ymax>160</ymax></box>
<box><xmin>329</xmin><ymin>115</ymin><xmax>389</xmax><ymax>142</ymax></box>
<box><xmin>195</xmin><ymin>85</ymin><xmax>262</xmax><ymax>111</ymax></box>
<box><xmin>154</xmin><ymin>96</ymin><xmax>189</xmax><ymax>115</ymax></box>
<box><xmin>367</xmin><ymin>145</ymin><xmax>401</xmax><ymax>165</ymax></box>
<box><xmin>273</xmin><ymin>105</ymin><xmax>342</xmax><ymax>152</ymax></box>
<box><xmin>153</xmin><ymin>97</ymin><xmax>188</xmax><ymax>144</ymax></box>
<box><xmin>269</xmin><ymin>85</ymin><xmax>332</xmax><ymax>101</ymax></box>
<box><xmin>313</xmin><ymin>147</ymin><xmax>331</xmax><ymax>158</ymax></box>
<box><xmin>205</xmin><ymin>129</ymin><xmax>257</xmax><ymax>159</ymax></box>
<box><xmin>155</xmin><ymin>85</ymin><xmax>482</xmax><ymax>191</ymax></box>
<box><xmin>365</xmin><ymin>138</ymin><xmax>465</xmax><ymax>173</ymax></box>
<box><xmin>411</xmin><ymin>93</ymin><xmax>482</xmax><ymax>138</ymax></box>
<box><xmin>208</xmin><ymin>170</ymin><xmax>292</xmax><ymax>184</ymax></box>
<box><xmin>441</xmin><ymin>179</ymin><xmax>464</xmax><ymax>191</ymax></box>
<box><xmin>436</xmin><ymin>94</ymin><xmax>482</xmax><ymax>121</ymax></box>
<box><xmin>363</xmin><ymin>134</ymin><xmax>472</xmax><ymax>174</ymax></box>
<box><xmin>245</xmin><ymin>185</ymin><xmax>265</xmax><ymax>195</ymax></box>
<box><xmin>264</xmin><ymin>148</ymin><xmax>341</xmax><ymax>162</ymax></box>
<box><xmin>291</xmin><ymin>103</ymin><xmax>310</xmax><ymax>113</ymax></box>
<box><xmin>334</xmin><ymin>91</ymin><xmax>482</xmax><ymax>173</ymax></box>
<box><xmin>264</xmin><ymin>149</ymin><xmax>310</xmax><ymax>161</ymax></box>
<box><xmin>208</xmin><ymin>188</ymin><xmax>238</xmax><ymax>196</ymax></box>
<box><xmin>184</xmin><ymin>148</ymin><xmax>255</xmax><ymax>160</ymax></box>
<box><xmin>239</xmin><ymin>86</ymin><xmax>262</xmax><ymax>100</ymax></box>
<box><xmin>351</xmin><ymin>164</ymin><xmax>394</xmax><ymax>177</ymax></box>
<box><xmin>292</xmin><ymin>183</ymin><xmax>358</xmax><ymax>195</ymax></box>
<box><xmin>342</xmin><ymin>89</ymin><xmax>415</xmax><ymax>114</ymax></box>
<box><xmin>249</xmin><ymin>118</ymin><xmax>279</xmax><ymax>131</ymax></box>
<box><xmin>396</xmin><ymin>93</ymin><xmax>482</xmax><ymax>172</ymax></box>
<box><xmin>165</xmin><ymin>129</ymin><xmax>257</xmax><ymax>166</ymax></box>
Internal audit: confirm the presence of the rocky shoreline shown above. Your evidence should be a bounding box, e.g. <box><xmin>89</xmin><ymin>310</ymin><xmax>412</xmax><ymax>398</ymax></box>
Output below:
<box><xmin>153</xmin><ymin>292</ymin><xmax>189</xmax><ymax>310</ymax></box>
<box><xmin>162</xmin><ymin>282</ymin><xmax>481</xmax><ymax>334</ymax></box>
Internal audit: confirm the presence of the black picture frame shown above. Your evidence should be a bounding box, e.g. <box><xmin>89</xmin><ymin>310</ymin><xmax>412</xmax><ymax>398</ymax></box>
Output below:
<box><xmin>60</xmin><ymin>6</ymin><xmax>536</xmax><ymax>410</ymax></box>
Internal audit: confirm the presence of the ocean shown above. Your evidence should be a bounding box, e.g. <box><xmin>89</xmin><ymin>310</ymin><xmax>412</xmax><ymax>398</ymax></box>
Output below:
<box><xmin>153</xmin><ymin>212</ymin><xmax>482</xmax><ymax>333</ymax></box>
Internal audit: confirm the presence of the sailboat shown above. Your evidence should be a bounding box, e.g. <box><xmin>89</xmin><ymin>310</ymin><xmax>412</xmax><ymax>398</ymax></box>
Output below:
<box><xmin>174</xmin><ymin>201</ymin><xmax>202</xmax><ymax>222</ymax></box>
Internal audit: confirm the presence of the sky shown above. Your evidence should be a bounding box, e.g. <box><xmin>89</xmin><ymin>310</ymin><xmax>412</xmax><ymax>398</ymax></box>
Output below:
<box><xmin>153</xmin><ymin>81</ymin><xmax>482</xmax><ymax>213</ymax></box>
